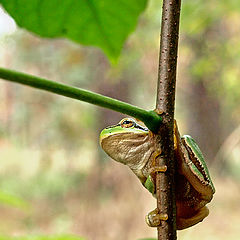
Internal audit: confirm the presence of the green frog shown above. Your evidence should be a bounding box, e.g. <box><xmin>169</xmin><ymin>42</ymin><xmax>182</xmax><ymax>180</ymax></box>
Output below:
<box><xmin>99</xmin><ymin>118</ymin><xmax>215</xmax><ymax>230</ymax></box>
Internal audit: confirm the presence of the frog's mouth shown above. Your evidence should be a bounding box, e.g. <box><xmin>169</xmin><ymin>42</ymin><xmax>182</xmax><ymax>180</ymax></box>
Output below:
<box><xmin>104</xmin><ymin>123</ymin><xmax>148</xmax><ymax>131</ymax></box>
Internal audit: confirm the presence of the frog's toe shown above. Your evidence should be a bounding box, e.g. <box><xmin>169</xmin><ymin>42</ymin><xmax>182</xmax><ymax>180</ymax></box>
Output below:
<box><xmin>149</xmin><ymin>166</ymin><xmax>167</xmax><ymax>174</ymax></box>
<box><xmin>177</xmin><ymin>206</ymin><xmax>209</xmax><ymax>230</ymax></box>
<box><xmin>146</xmin><ymin>208</ymin><xmax>168</xmax><ymax>227</ymax></box>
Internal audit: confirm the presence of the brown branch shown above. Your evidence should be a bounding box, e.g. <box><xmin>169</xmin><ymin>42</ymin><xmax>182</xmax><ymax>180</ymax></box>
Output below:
<box><xmin>155</xmin><ymin>0</ymin><xmax>181</xmax><ymax>239</ymax></box>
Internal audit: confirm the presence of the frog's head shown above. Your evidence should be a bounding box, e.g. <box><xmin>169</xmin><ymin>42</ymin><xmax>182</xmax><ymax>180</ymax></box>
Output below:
<box><xmin>100</xmin><ymin>118</ymin><xmax>151</xmax><ymax>167</ymax></box>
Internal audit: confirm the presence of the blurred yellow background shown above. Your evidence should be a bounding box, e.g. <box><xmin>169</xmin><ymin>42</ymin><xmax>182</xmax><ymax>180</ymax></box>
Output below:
<box><xmin>0</xmin><ymin>1</ymin><xmax>240</xmax><ymax>239</ymax></box>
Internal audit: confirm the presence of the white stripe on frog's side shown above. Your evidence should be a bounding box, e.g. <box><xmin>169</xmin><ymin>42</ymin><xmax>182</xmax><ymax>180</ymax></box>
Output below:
<box><xmin>181</xmin><ymin>138</ymin><xmax>215</xmax><ymax>197</ymax></box>
<box><xmin>182</xmin><ymin>135</ymin><xmax>215</xmax><ymax>194</ymax></box>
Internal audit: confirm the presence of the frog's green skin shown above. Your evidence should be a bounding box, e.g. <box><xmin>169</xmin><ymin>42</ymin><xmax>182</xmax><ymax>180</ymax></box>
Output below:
<box><xmin>100</xmin><ymin>118</ymin><xmax>215</xmax><ymax>230</ymax></box>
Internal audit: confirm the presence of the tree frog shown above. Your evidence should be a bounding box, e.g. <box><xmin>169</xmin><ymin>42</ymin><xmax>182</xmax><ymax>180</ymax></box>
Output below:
<box><xmin>99</xmin><ymin>118</ymin><xmax>215</xmax><ymax>230</ymax></box>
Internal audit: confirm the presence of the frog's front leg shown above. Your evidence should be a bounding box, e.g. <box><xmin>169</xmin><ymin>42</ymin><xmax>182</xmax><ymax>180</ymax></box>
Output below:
<box><xmin>177</xmin><ymin>206</ymin><xmax>209</xmax><ymax>230</ymax></box>
<box><xmin>144</xmin><ymin>150</ymin><xmax>168</xmax><ymax>227</ymax></box>
<box><xmin>148</xmin><ymin>150</ymin><xmax>167</xmax><ymax>183</ymax></box>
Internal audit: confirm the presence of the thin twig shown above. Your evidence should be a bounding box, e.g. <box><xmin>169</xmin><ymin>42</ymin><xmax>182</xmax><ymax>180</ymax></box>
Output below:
<box><xmin>155</xmin><ymin>0</ymin><xmax>181</xmax><ymax>239</ymax></box>
<box><xmin>0</xmin><ymin>67</ymin><xmax>162</xmax><ymax>132</ymax></box>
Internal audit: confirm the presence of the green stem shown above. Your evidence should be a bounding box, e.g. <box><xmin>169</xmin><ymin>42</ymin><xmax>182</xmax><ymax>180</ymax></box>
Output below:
<box><xmin>0</xmin><ymin>67</ymin><xmax>161</xmax><ymax>132</ymax></box>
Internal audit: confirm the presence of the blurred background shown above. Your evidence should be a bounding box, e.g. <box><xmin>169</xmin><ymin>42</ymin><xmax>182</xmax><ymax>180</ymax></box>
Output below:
<box><xmin>0</xmin><ymin>0</ymin><xmax>240</xmax><ymax>239</ymax></box>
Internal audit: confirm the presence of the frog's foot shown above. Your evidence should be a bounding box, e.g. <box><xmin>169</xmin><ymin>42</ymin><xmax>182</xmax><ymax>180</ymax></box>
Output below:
<box><xmin>146</xmin><ymin>208</ymin><xmax>168</xmax><ymax>227</ymax></box>
<box><xmin>144</xmin><ymin>161</ymin><xmax>167</xmax><ymax>195</ymax></box>
<box><xmin>150</xmin><ymin>150</ymin><xmax>167</xmax><ymax>175</ymax></box>
<box><xmin>177</xmin><ymin>206</ymin><xmax>209</xmax><ymax>230</ymax></box>
<box><xmin>148</xmin><ymin>165</ymin><xmax>167</xmax><ymax>191</ymax></box>
<box><xmin>146</xmin><ymin>152</ymin><xmax>167</xmax><ymax>194</ymax></box>
<box><xmin>152</xmin><ymin>150</ymin><xmax>162</xmax><ymax>162</ymax></box>
<box><xmin>149</xmin><ymin>165</ymin><xmax>167</xmax><ymax>174</ymax></box>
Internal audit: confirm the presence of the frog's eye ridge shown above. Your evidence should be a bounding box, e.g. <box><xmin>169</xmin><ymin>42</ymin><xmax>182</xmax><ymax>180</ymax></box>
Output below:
<box><xmin>135</xmin><ymin>124</ymin><xmax>148</xmax><ymax>131</ymax></box>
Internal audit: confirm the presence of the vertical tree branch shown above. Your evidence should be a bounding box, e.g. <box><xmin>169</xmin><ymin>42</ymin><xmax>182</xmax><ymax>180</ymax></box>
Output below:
<box><xmin>155</xmin><ymin>0</ymin><xmax>181</xmax><ymax>239</ymax></box>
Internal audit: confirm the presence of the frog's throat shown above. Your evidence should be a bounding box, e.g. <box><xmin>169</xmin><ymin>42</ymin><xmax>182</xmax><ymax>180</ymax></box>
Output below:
<box><xmin>100</xmin><ymin>132</ymin><xmax>155</xmax><ymax>180</ymax></box>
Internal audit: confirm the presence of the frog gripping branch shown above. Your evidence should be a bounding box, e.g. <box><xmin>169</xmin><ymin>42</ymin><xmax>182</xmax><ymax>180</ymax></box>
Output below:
<box><xmin>99</xmin><ymin>118</ymin><xmax>215</xmax><ymax>230</ymax></box>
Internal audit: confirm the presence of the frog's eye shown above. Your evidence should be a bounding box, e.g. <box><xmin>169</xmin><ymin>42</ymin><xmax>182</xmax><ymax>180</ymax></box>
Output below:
<box><xmin>120</xmin><ymin>119</ymin><xmax>135</xmax><ymax>128</ymax></box>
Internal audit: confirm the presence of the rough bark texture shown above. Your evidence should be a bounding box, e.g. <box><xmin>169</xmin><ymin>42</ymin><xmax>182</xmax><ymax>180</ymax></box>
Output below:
<box><xmin>155</xmin><ymin>0</ymin><xmax>181</xmax><ymax>239</ymax></box>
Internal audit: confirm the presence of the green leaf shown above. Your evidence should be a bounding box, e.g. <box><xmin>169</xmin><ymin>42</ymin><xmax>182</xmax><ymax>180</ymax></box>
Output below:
<box><xmin>0</xmin><ymin>0</ymin><xmax>148</xmax><ymax>62</ymax></box>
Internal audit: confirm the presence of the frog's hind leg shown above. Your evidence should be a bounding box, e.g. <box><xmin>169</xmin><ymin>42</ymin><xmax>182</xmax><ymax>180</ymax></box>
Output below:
<box><xmin>177</xmin><ymin>206</ymin><xmax>209</xmax><ymax>230</ymax></box>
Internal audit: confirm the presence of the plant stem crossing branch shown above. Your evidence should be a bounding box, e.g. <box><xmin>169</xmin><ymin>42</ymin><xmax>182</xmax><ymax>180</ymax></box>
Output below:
<box><xmin>0</xmin><ymin>67</ymin><xmax>161</xmax><ymax>132</ymax></box>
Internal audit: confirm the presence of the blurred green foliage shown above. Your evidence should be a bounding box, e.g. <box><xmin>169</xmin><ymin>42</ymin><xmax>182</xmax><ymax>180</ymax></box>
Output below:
<box><xmin>0</xmin><ymin>191</ymin><xmax>29</xmax><ymax>210</ymax></box>
<box><xmin>0</xmin><ymin>235</ymin><xmax>85</xmax><ymax>240</ymax></box>
<box><xmin>181</xmin><ymin>0</ymin><xmax>240</xmax><ymax>111</ymax></box>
